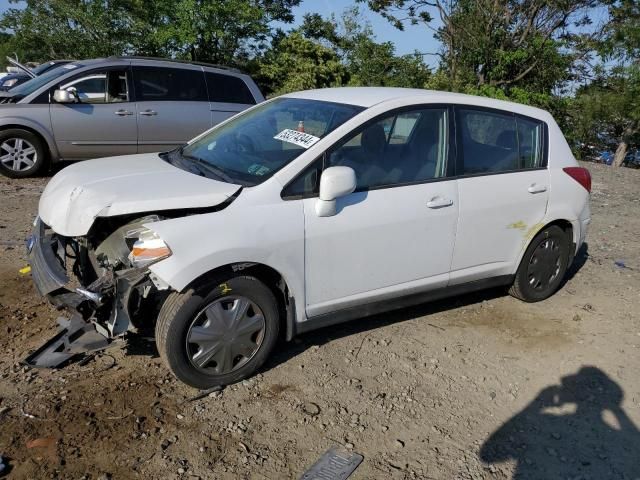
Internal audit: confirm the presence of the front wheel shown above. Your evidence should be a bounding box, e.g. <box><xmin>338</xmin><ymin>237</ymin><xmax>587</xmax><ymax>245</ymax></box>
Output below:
<box><xmin>510</xmin><ymin>225</ymin><xmax>571</xmax><ymax>302</ymax></box>
<box><xmin>155</xmin><ymin>276</ymin><xmax>280</xmax><ymax>389</ymax></box>
<box><xmin>0</xmin><ymin>129</ymin><xmax>49</xmax><ymax>178</ymax></box>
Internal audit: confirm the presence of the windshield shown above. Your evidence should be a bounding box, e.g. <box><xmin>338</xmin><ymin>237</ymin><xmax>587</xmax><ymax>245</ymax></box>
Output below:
<box><xmin>9</xmin><ymin>63</ymin><xmax>82</xmax><ymax>96</ymax></box>
<box><xmin>177</xmin><ymin>97</ymin><xmax>364</xmax><ymax>186</ymax></box>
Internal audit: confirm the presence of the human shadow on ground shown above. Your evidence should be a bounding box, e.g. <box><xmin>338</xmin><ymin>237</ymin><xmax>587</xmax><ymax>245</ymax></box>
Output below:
<box><xmin>480</xmin><ymin>366</ymin><xmax>640</xmax><ymax>479</ymax></box>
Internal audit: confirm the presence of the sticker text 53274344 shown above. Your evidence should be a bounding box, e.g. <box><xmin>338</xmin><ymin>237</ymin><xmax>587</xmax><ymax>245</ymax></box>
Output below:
<box><xmin>273</xmin><ymin>129</ymin><xmax>321</xmax><ymax>149</ymax></box>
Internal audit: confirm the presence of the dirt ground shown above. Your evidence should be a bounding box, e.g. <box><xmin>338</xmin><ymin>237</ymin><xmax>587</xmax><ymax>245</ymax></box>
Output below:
<box><xmin>0</xmin><ymin>161</ymin><xmax>638</xmax><ymax>480</ymax></box>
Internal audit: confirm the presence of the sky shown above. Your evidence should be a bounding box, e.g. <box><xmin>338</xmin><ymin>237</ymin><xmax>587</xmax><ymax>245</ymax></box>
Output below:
<box><xmin>0</xmin><ymin>0</ymin><xmax>442</xmax><ymax>65</ymax></box>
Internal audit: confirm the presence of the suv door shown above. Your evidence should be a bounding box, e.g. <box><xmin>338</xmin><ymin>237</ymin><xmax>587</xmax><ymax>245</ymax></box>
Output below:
<box><xmin>450</xmin><ymin>106</ymin><xmax>550</xmax><ymax>284</ymax></box>
<box><xmin>205</xmin><ymin>71</ymin><xmax>257</xmax><ymax>126</ymax></box>
<box><xmin>50</xmin><ymin>67</ymin><xmax>137</xmax><ymax>159</ymax></box>
<box><xmin>133</xmin><ymin>65</ymin><xmax>211</xmax><ymax>153</ymax></box>
<box><xmin>296</xmin><ymin>106</ymin><xmax>459</xmax><ymax>317</ymax></box>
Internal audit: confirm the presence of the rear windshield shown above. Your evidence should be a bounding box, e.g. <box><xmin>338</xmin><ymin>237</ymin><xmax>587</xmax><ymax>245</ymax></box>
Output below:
<box><xmin>177</xmin><ymin>97</ymin><xmax>364</xmax><ymax>186</ymax></box>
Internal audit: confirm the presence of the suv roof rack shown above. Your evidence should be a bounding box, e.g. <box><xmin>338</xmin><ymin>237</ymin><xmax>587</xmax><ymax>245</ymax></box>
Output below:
<box><xmin>108</xmin><ymin>56</ymin><xmax>243</xmax><ymax>73</ymax></box>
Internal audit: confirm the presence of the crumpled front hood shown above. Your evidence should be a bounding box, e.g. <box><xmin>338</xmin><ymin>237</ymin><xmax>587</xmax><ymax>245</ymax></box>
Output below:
<box><xmin>39</xmin><ymin>153</ymin><xmax>241</xmax><ymax>236</ymax></box>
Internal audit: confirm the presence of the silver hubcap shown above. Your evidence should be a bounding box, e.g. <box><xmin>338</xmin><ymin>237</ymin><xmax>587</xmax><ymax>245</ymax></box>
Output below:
<box><xmin>527</xmin><ymin>237</ymin><xmax>562</xmax><ymax>291</ymax></box>
<box><xmin>0</xmin><ymin>137</ymin><xmax>38</xmax><ymax>172</ymax></box>
<box><xmin>186</xmin><ymin>295</ymin><xmax>266</xmax><ymax>375</ymax></box>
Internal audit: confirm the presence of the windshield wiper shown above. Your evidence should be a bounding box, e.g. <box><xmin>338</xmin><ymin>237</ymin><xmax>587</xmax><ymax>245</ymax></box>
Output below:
<box><xmin>179</xmin><ymin>149</ymin><xmax>235</xmax><ymax>184</ymax></box>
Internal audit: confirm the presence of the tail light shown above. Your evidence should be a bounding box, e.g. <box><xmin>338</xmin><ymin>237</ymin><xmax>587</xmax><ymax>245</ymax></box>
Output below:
<box><xmin>563</xmin><ymin>167</ymin><xmax>591</xmax><ymax>193</ymax></box>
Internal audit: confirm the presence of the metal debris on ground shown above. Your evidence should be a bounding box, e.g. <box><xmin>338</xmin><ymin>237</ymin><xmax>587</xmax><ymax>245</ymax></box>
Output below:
<box><xmin>299</xmin><ymin>447</ymin><xmax>363</xmax><ymax>480</ymax></box>
<box><xmin>614</xmin><ymin>260</ymin><xmax>634</xmax><ymax>269</ymax></box>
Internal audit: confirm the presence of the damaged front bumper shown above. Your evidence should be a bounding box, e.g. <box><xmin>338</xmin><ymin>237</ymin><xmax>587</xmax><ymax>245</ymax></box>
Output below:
<box><xmin>24</xmin><ymin>217</ymin><xmax>150</xmax><ymax>367</ymax></box>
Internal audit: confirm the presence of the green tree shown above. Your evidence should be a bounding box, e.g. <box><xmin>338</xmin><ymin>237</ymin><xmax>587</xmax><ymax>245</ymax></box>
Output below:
<box><xmin>595</xmin><ymin>0</ymin><xmax>639</xmax><ymax>166</ymax></box>
<box><xmin>339</xmin><ymin>8</ymin><xmax>430</xmax><ymax>87</ymax></box>
<box><xmin>255</xmin><ymin>7</ymin><xmax>430</xmax><ymax>95</ymax></box>
<box><xmin>0</xmin><ymin>0</ymin><xmax>300</xmax><ymax>65</ymax></box>
<box><xmin>149</xmin><ymin>0</ymin><xmax>300</xmax><ymax>65</ymax></box>
<box><xmin>255</xmin><ymin>31</ymin><xmax>347</xmax><ymax>96</ymax></box>
<box><xmin>361</xmin><ymin>0</ymin><xmax>598</xmax><ymax>115</ymax></box>
<box><xmin>0</xmin><ymin>0</ymin><xmax>137</xmax><ymax>60</ymax></box>
<box><xmin>570</xmin><ymin>67</ymin><xmax>640</xmax><ymax>162</ymax></box>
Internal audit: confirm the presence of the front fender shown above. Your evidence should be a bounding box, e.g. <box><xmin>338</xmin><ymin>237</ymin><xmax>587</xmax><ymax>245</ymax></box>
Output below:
<box><xmin>146</xmin><ymin>194</ymin><xmax>306</xmax><ymax>322</ymax></box>
<box><xmin>0</xmin><ymin>114</ymin><xmax>60</xmax><ymax>161</ymax></box>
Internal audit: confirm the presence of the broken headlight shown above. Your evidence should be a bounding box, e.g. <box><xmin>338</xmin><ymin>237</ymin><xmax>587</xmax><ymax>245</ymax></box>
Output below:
<box><xmin>125</xmin><ymin>227</ymin><xmax>172</xmax><ymax>268</ymax></box>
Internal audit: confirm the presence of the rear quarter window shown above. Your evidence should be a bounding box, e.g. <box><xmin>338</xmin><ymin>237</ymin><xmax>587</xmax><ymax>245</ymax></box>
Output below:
<box><xmin>205</xmin><ymin>72</ymin><xmax>256</xmax><ymax>105</ymax></box>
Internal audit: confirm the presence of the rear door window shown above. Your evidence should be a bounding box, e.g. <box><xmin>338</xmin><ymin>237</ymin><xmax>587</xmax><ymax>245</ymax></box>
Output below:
<box><xmin>457</xmin><ymin>109</ymin><xmax>518</xmax><ymax>174</ymax></box>
<box><xmin>133</xmin><ymin>66</ymin><xmax>208</xmax><ymax>102</ymax></box>
<box><xmin>456</xmin><ymin>107</ymin><xmax>546</xmax><ymax>174</ymax></box>
<box><xmin>205</xmin><ymin>72</ymin><xmax>256</xmax><ymax>105</ymax></box>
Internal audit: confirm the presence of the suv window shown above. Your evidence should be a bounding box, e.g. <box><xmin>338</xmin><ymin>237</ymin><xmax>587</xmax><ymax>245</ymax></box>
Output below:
<box><xmin>327</xmin><ymin>107</ymin><xmax>449</xmax><ymax>190</ymax></box>
<box><xmin>457</xmin><ymin>108</ymin><xmax>545</xmax><ymax>174</ymax></box>
<box><xmin>205</xmin><ymin>72</ymin><xmax>255</xmax><ymax>105</ymax></box>
<box><xmin>133</xmin><ymin>66</ymin><xmax>207</xmax><ymax>102</ymax></box>
<box><xmin>60</xmin><ymin>70</ymin><xmax>129</xmax><ymax>104</ymax></box>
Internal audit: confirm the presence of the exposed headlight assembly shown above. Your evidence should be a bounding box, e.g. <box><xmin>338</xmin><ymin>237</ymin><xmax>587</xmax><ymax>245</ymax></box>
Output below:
<box><xmin>126</xmin><ymin>226</ymin><xmax>172</xmax><ymax>268</ymax></box>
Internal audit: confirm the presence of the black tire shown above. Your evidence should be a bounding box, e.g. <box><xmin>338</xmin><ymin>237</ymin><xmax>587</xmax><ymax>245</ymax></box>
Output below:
<box><xmin>510</xmin><ymin>225</ymin><xmax>571</xmax><ymax>302</ymax></box>
<box><xmin>0</xmin><ymin>128</ymin><xmax>49</xmax><ymax>178</ymax></box>
<box><xmin>156</xmin><ymin>275</ymin><xmax>280</xmax><ymax>389</ymax></box>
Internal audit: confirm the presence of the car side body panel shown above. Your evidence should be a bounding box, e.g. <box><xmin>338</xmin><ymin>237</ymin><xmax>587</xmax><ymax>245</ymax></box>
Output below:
<box><xmin>449</xmin><ymin>169</ymin><xmax>550</xmax><ymax>285</ymax></box>
<box><xmin>147</xmin><ymin>183</ymin><xmax>307</xmax><ymax>323</ymax></box>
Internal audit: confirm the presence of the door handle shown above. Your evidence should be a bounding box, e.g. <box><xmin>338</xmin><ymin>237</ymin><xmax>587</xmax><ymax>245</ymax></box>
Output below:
<box><xmin>527</xmin><ymin>184</ymin><xmax>547</xmax><ymax>194</ymax></box>
<box><xmin>427</xmin><ymin>197</ymin><xmax>453</xmax><ymax>209</ymax></box>
<box><xmin>139</xmin><ymin>110</ymin><xmax>157</xmax><ymax>116</ymax></box>
<box><xmin>114</xmin><ymin>109</ymin><xmax>133</xmax><ymax>116</ymax></box>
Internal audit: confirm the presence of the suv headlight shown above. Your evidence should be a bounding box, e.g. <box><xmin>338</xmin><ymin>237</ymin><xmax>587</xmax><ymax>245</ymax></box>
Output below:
<box><xmin>125</xmin><ymin>227</ymin><xmax>172</xmax><ymax>268</ymax></box>
<box><xmin>3</xmin><ymin>78</ymin><xmax>18</xmax><ymax>88</ymax></box>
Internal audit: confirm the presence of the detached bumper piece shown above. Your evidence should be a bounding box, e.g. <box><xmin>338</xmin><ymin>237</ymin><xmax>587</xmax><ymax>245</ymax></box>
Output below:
<box><xmin>27</xmin><ymin>217</ymin><xmax>69</xmax><ymax>297</ymax></box>
<box><xmin>22</xmin><ymin>314</ymin><xmax>111</xmax><ymax>368</ymax></box>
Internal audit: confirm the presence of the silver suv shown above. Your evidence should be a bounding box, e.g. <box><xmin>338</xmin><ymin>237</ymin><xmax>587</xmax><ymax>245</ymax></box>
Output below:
<box><xmin>0</xmin><ymin>56</ymin><xmax>264</xmax><ymax>178</ymax></box>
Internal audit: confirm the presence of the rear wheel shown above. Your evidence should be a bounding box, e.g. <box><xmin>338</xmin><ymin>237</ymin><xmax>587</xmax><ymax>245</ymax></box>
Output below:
<box><xmin>156</xmin><ymin>276</ymin><xmax>280</xmax><ymax>389</ymax></box>
<box><xmin>510</xmin><ymin>225</ymin><xmax>570</xmax><ymax>302</ymax></box>
<box><xmin>0</xmin><ymin>129</ymin><xmax>49</xmax><ymax>178</ymax></box>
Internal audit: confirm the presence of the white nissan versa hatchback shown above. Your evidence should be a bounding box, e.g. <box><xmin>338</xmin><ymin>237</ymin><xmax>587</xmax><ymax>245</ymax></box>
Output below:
<box><xmin>26</xmin><ymin>88</ymin><xmax>591</xmax><ymax>388</ymax></box>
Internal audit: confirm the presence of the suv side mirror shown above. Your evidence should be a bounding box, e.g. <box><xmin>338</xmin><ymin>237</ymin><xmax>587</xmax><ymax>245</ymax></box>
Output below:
<box><xmin>53</xmin><ymin>88</ymin><xmax>77</xmax><ymax>104</ymax></box>
<box><xmin>315</xmin><ymin>166</ymin><xmax>357</xmax><ymax>217</ymax></box>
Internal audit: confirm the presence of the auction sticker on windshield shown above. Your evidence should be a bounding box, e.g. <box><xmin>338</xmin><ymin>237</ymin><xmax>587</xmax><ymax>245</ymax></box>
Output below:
<box><xmin>274</xmin><ymin>129</ymin><xmax>320</xmax><ymax>149</ymax></box>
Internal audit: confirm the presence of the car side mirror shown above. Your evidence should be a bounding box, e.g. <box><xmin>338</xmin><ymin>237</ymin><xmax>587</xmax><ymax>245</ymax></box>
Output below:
<box><xmin>53</xmin><ymin>88</ymin><xmax>77</xmax><ymax>103</ymax></box>
<box><xmin>315</xmin><ymin>166</ymin><xmax>357</xmax><ymax>217</ymax></box>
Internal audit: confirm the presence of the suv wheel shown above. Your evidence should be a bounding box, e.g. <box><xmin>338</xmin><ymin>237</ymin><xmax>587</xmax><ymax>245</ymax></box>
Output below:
<box><xmin>510</xmin><ymin>225</ymin><xmax>571</xmax><ymax>302</ymax></box>
<box><xmin>0</xmin><ymin>129</ymin><xmax>49</xmax><ymax>178</ymax></box>
<box><xmin>156</xmin><ymin>276</ymin><xmax>280</xmax><ymax>389</ymax></box>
